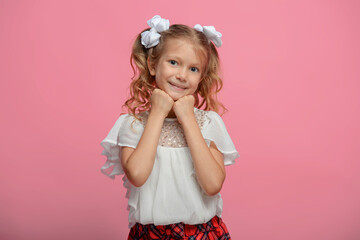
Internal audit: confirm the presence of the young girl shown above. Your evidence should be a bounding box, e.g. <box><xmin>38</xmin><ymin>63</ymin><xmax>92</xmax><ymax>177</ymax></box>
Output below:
<box><xmin>100</xmin><ymin>15</ymin><xmax>239</xmax><ymax>239</ymax></box>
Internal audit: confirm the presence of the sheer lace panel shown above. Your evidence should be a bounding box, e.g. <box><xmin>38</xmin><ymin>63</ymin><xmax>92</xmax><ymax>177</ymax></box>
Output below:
<box><xmin>138</xmin><ymin>109</ymin><xmax>210</xmax><ymax>148</ymax></box>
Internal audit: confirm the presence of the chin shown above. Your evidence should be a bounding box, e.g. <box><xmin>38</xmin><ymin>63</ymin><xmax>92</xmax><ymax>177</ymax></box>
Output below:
<box><xmin>169</xmin><ymin>94</ymin><xmax>182</xmax><ymax>101</ymax></box>
<box><xmin>165</xmin><ymin>91</ymin><xmax>183</xmax><ymax>101</ymax></box>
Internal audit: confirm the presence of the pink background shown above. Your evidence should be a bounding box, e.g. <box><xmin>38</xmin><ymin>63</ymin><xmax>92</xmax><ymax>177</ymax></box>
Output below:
<box><xmin>1</xmin><ymin>0</ymin><xmax>359</xmax><ymax>239</ymax></box>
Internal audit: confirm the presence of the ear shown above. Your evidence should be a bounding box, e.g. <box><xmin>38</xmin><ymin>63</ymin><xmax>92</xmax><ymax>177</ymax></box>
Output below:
<box><xmin>147</xmin><ymin>57</ymin><xmax>156</xmax><ymax>76</ymax></box>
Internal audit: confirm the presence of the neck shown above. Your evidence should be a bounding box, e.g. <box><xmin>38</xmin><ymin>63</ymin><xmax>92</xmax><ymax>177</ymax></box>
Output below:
<box><xmin>166</xmin><ymin>108</ymin><xmax>176</xmax><ymax>118</ymax></box>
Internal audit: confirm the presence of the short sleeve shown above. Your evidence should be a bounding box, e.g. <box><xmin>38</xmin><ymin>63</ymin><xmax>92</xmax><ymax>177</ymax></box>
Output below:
<box><xmin>201</xmin><ymin>111</ymin><xmax>240</xmax><ymax>165</ymax></box>
<box><xmin>100</xmin><ymin>114</ymin><xmax>144</xmax><ymax>179</ymax></box>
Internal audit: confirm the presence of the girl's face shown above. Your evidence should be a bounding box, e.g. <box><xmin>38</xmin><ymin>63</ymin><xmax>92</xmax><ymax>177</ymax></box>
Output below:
<box><xmin>148</xmin><ymin>38</ymin><xmax>204</xmax><ymax>101</ymax></box>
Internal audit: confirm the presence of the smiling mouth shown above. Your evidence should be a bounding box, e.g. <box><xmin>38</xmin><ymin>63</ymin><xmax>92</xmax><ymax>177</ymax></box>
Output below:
<box><xmin>169</xmin><ymin>82</ymin><xmax>187</xmax><ymax>90</ymax></box>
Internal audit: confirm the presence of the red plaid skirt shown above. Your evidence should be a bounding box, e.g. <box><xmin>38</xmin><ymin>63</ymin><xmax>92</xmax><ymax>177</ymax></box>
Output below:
<box><xmin>128</xmin><ymin>215</ymin><xmax>231</xmax><ymax>240</ymax></box>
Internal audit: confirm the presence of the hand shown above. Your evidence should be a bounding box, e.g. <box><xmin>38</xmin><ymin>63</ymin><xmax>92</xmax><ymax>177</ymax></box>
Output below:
<box><xmin>173</xmin><ymin>95</ymin><xmax>195</xmax><ymax>124</ymax></box>
<box><xmin>150</xmin><ymin>88</ymin><xmax>174</xmax><ymax>119</ymax></box>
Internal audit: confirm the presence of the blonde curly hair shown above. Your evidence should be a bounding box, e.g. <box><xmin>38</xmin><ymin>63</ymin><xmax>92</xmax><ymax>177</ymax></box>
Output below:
<box><xmin>124</xmin><ymin>24</ymin><xmax>226</xmax><ymax>119</ymax></box>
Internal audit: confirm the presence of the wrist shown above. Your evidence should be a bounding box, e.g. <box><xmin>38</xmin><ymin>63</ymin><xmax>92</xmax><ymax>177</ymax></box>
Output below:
<box><xmin>149</xmin><ymin>108</ymin><xmax>167</xmax><ymax>121</ymax></box>
<box><xmin>178</xmin><ymin>112</ymin><xmax>197</xmax><ymax>127</ymax></box>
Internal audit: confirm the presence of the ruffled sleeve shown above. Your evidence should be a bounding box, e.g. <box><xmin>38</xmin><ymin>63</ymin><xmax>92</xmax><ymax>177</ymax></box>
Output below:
<box><xmin>100</xmin><ymin>114</ymin><xmax>144</xmax><ymax>179</ymax></box>
<box><xmin>201</xmin><ymin>111</ymin><xmax>240</xmax><ymax>165</ymax></box>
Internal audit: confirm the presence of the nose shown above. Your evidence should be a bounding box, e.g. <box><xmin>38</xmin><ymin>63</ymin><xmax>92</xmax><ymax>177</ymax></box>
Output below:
<box><xmin>176</xmin><ymin>67</ymin><xmax>187</xmax><ymax>81</ymax></box>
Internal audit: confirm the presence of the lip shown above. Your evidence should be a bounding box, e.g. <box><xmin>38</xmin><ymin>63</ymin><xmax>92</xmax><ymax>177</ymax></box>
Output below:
<box><xmin>169</xmin><ymin>82</ymin><xmax>187</xmax><ymax>91</ymax></box>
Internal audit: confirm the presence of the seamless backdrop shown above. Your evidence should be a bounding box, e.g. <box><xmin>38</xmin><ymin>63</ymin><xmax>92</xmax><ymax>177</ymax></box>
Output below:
<box><xmin>1</xmin><ymin>0</ymin><xmax>359</xmax><ymax>239</ymax></box>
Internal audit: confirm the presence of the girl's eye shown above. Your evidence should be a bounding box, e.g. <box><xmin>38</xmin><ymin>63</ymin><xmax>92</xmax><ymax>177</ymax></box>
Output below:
<box><xmin>169</xmin><ymin>60</ymin><xmax>177</xmax><ymax>65</ymax></box>
<box><xmin>190</xmin><ymin>67</ymin><xmax>199</xmax><ymax>72</ymax></box>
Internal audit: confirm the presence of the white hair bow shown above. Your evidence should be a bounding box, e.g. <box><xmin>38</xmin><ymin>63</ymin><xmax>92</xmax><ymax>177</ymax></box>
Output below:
<box><xmin>194</xmin><ymin>24</ymin><xmax>223</xmax><ymax>47</ymax></box>
<box><xmin>141</xmin><ymin>15</ymin><xmax>170</xmax><ymax>48</ymax></box>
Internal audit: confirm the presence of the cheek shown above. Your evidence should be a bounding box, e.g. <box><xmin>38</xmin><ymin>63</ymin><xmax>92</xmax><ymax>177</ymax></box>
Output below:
<box><xmin>154</xmin><ymin>77</ymin><xmax>163</xmax><ymax>89</ymax></box>
<box><xmin>188</xmin><ymin>82</ymin><xmax>200</xmax><ymax>95</ymax></box>
<box><xmin>191</xmin><ymin>77</ymin><xmax>202</xmax><ymax>90</ymax></box>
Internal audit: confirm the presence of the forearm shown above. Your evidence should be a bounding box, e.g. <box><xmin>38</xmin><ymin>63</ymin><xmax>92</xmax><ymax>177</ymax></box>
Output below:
<box><xmin>122</xmin><ymin>112</ymin><xmax>164</xmax><ymax>187</ymax></box>
<box><xmin>182</xmin><ymin>115</ymin><xmax>226</xmax><ymax>196</ymax></box>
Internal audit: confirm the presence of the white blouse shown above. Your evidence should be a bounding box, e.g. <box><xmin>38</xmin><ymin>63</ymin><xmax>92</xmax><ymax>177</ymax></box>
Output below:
<box><xmin>100</xmin><ymin>108</ymin><xmax>239</xmax><ymax>228</ymax></box>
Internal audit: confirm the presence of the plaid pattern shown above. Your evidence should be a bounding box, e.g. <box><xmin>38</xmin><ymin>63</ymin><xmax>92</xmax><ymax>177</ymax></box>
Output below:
<box><xmin>128</xmin><ymin>216</ymin><xmax>231</xmax><ymax>240</ymax></box>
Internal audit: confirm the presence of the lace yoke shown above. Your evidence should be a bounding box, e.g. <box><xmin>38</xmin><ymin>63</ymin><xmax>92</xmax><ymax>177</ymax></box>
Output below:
<box><xmin>138</xmin><ymin>109</ymin><xmax>211</xmax><ymax>148</ymax></box>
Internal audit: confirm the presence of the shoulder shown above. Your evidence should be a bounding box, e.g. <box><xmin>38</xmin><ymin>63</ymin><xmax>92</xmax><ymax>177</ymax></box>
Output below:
<box><xmin>194</xmin><ymin>108</ymin><xmax>224</xmax><ymax>130</ymax></box>
<box><xmin>103</xmin><ymin>112</ymin><xmax>146</xmax><ymax>148</ymax></box>
<box><xmin>196</xmin><ymin>108</ymin><xmax>232</xmax><ymax>141</ymax></box>
<box><xmin>105</xmin><ymin>113</ymin><xmax>146</xmax><ymax>138</ymax></box>
<box><xmin>118</xmin><ymin>112</ymin><xmax>147</xmax><ymax>134</ymax></box>
<box><xmin>113</xmin><ymin>112</ymin><xmax>147</xmax><ymax>126</ymax></box>
<box><xmin>194</xmin><ymin>108</ymin><xmax>222</xmax><ymax>119</ymax></box>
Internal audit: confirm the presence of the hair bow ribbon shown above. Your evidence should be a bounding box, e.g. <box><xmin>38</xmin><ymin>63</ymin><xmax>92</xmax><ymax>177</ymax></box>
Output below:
<box><xmin>141</xmin><ymin>15</ymin><xmax>223</xmax><ymax>48</ymax></box>
<box><xmin>194</xmin><ymin>24</ymin><xmax>223</xmax><ymax>47</ymax></box>
<box><xmin>141</xmin><ymin>15</ymin><xmax>170</xmax><ymax>48</ymax></box>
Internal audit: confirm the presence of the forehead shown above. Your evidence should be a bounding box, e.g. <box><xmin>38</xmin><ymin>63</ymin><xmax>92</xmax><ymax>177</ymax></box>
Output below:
<box><xmin>162</xmin><ymin>38</ymin><xmax>207</xmax><ymax>66</ymax></box>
